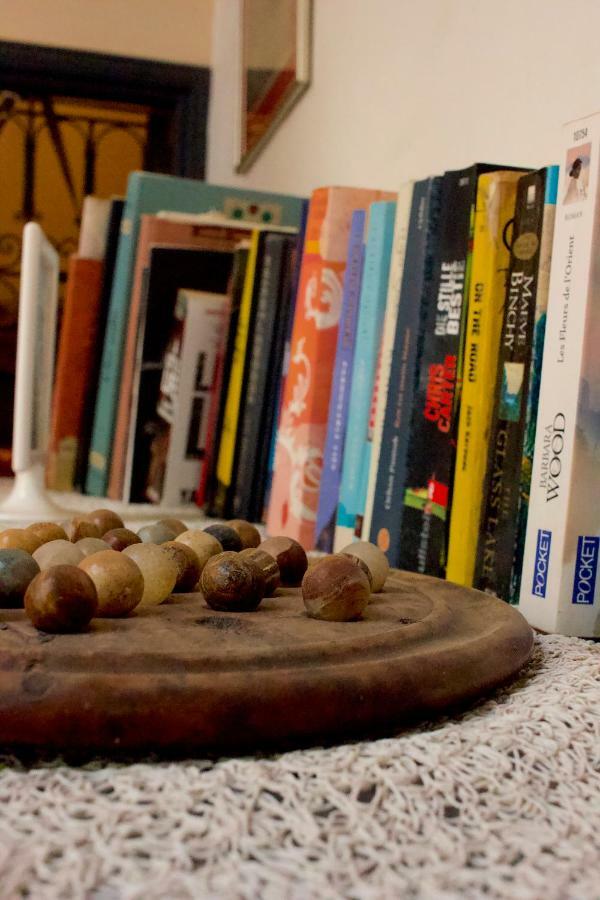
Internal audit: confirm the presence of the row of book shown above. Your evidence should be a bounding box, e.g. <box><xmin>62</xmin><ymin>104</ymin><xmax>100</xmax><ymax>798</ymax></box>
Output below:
<box><xmin>47</xmin><ymin>173</ymin><xmax>307</xmax><ymax>524</ymax></box>
<box><xmin>266</xmin><ymin>113</ymin><xmax>598</xmax><ymax>637</ymax></box>
<box><xmin>47</xmin><ymin>111</ymin><xmax>598</xmax><ymax>637</ymax></box>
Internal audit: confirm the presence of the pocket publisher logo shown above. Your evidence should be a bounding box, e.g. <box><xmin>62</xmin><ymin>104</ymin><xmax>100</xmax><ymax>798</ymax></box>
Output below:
<box><xmin>532</xmin><ymin>529</ymin><xmax>552</xmax><ymax>597</ymax></box>
<box><xmin>572</xmin><ymin>536</ymin><xmax>599</xmax><ymax>605</ymax></box>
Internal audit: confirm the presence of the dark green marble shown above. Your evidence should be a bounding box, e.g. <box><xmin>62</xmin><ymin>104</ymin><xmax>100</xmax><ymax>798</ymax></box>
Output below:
<box><xmin>0</xmin><ymin>549</ymin><xmax>40</xmax><ymax>608</ymax></box>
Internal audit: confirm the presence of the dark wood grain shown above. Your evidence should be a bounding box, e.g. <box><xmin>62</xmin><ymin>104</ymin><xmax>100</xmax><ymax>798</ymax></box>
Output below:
<box><xmin>0</xmin><ymin>570</ymin><xmax>533</xmax><ymax>755</ymax></box>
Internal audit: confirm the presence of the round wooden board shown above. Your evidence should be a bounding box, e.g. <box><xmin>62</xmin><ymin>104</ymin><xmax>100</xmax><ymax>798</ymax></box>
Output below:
<box><xmin>0</xmin><ymin>569</ymin><xmax>533</xmax><ymax>755</ymax></box>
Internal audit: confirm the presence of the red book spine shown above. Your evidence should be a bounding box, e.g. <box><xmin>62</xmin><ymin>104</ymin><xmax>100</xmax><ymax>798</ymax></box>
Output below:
<box><xmin>47</xmin><ymin>256</ymin><xmax>104</xmax><ymax>491</ymax></box>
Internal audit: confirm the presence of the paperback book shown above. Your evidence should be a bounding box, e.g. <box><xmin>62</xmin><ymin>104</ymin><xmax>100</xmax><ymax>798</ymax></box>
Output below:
<box><xmin>510</xmin><ymin>167</ymin><xmax>559</xmax><ymax>603</ymax></box>
<box><xmin>474</xmin><ymin>167</ymin><xmax>557</xmax><ymax>599</ymax></box>
<box><xmin>519</xmin><ymin>114</ymin><xmax>600</xmax><ymax>637</ymax></box>
<box><xmin>145</xmin><ymin>289</ymin><xmax>229</xmax><ymax>506</ymax></box>
<box><xmin>361</xmin><ymin>184</ymin><xmax>413</xmax><ymax>548</ymax></box>
<box><xmin>267</xmin><ymin>185</ymin><xmax>394</xmax><ymax>550</ymax></box>
<box><xmin>86</xmin><ymin>171</ymin><xmax>304</xmax><ymax>497</ymax></box>
<box><xmin>446</xmin><ymin>170</ymin><xmax>522</xmax><ymax>587</ymax></box>
<box><xmin>397</xmin><ymin>165</ymin><xmax>497</xmax><ymax>577</ymax></box>
<box><xmin>334</xmin><ymin>200</ymin><xmax>397</xmax><ymax>550</ymax></box>
<box><xmin>315</xmin><ymin>209</ymin><xmax>366</xmax><ymax>552</ymax></box>
<box><xmin>367</xmin><ymin>177</ymin><xmax>443</xmax><ymax>564</ymax></box>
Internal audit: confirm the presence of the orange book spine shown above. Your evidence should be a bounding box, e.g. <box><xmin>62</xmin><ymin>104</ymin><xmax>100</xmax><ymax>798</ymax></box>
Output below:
<box><xmin>266</xmin><ymin>186</ymin><xmax>394</xmax><ymax>549</ymax></box>
<box><xmin>47</xmin><ymin>256</ymin><xmax>104</xmax><ymax>491</ymax></box>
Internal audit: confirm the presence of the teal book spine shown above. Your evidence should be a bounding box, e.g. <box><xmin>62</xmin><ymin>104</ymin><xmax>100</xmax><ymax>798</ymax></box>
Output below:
<box><xmin>333</xmin><ymin>200</ymin><xmax>397</xmax><ymax>550</ymax></box>
<box><xmin>85</xmin><ymin>171</ymin><xmax>305</xmax><ymax>496</ymax></box>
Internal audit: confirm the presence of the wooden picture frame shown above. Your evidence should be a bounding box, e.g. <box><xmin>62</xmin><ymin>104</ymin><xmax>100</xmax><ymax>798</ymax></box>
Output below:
<box><xmin>236</xmin><ymin>0</ymin><xmax>312</xmax><ymax>173</ymax></box>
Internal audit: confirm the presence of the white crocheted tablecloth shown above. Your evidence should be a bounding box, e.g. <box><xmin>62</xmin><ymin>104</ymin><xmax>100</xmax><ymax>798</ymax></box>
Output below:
<box><xmin>0</xmin><ymin>633</ymin><xmax>598</xmax><ymax>900</ymax></box>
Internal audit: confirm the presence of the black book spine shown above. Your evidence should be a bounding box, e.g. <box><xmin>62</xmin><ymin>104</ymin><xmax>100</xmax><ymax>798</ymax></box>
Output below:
<box><xmin>261</xmin><ymin>215</ymin><xmax>307</xmax><ymax>519</ymax></box>
<box><xmin>474</xmin><ymin>169</ymin><xmax>546</xmax><ymax>598</ymax></box>
<box><xmin>232</xmin><ymin>234</ymin><xmax>287</xmax><ymax>519</ymax></box>
<box><xmin>369</xmin><ymin>177</ymin><xmax>442</xmax><ymax>565</ymax></box>
<box><xmin>211</xmin><ymin>236</ymin><xmax>267</xmax><ymax>518</ymax></box>
<box><xmin>204</xmin><ymin>246</ymin><xmax>249</xmax><ymax>514</ymax></box>
<box><xmin>397</xmin><ymin>166</ymin><xmax>480</xmax><ymax>577</ymax></box>
<box><xmin>248</xmin><ymin>237</ymin><xmax>296</xmax><ymax>522</ymax></box>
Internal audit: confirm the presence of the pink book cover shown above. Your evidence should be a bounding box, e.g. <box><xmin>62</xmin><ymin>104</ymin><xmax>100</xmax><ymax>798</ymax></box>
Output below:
<box><xmin>266</xmin><ymin>185</ymin><xmax>394</xmax><ymax>549</ymax></box>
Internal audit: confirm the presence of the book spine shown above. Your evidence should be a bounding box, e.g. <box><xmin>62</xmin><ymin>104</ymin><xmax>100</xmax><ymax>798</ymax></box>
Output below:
<box><xmin>368</xmin><ymin>177</ymin><xmax>443</xmax><ymax>563</ymax></box>
<box><xmin>251</xmin><ymin>239</ymin><xmax>296</xmax><ymax>522</ymax></box>
<box><xmin>361</xmin><ymin>184</ymin><xmax>414</xmax><ymax>544</ymax></box>
<box><xmin>267</xmin><ymin>186</ymin><xmax>395</xmax><ymax>549</ymax></box>
<box><xmin>84</xmin><ymin>172</ymin><xmax>305</xmax><ymax>499</ymax></box>
<box><xmin>75</xmin><ymin>198</ymin><xmax>124</xmax><ymax>491</ymax></box>
<box><xmin>262</xmin><ymin>215</ymin><xmax>307</xmax><ymax>519</ymax></box>
<box><xmin>519</xmin><ymin>117</ymin><xmax>600</xmax><ymax>637</ymax></box>
<box><xmin>232</xmin><ymin>234</ymin><xmax>287</xmax><ymax>519</ymax></box>
<box><xmin>446</xmin><ymin>171</ymin><xmax>521</xmax><ymax>588</ymax></box>
<box><xmin>159</xmin><ymin>292</ymin><xmax>229</xmax><ymax>506</ymax></box>
<box><xmin>397</xmin><ymin>167</ymin><xmax>478</xmax><ymax>577</ymax></box>
<box><xmin>204</xmin><ymin>246</ymin><xmax>249</xmax><ymax>511</ymax></box>
<box><xmin>47</xmin><ymin>257</ymin><xmax>104</xmax><ymax>491</ymax></box>
<box><xmin>314</xmin><ymin>209</ymin><xmax>366</xmax><ymax>551</ymax></box>
<box><xmin>85</xmin><ymin>176</ymin><xmax>142</xmax><ymax>496</ymax></box>
<box><xmin>334</xmin><ymin>201</ymin><xmax>397</xmax><ymax>550</ymax></box>
<box><xmin>472</xmin><ymin>170</ymin><xmax>548</xmax><ymax>597</ymax></box>
<box><xmin>510</xmin><ymin>166</ymin><xmax>559</xmax><ymax>602</ymax></box>
<box><xmin>213</xmin><ymin>231</ymin><xmax>261</xmax><ymax>516</ymax></box>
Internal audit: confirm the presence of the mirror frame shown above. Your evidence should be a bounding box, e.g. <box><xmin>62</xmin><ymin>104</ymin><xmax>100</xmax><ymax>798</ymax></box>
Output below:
<box><xmin>236</xmin><ymin>0</ymin><xmax>312</xmax><ymax>173</ymax></box>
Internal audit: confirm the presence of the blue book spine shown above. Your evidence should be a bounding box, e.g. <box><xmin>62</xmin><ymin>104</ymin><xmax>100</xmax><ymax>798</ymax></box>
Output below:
<box><xmin>369</xmin><ymin>177</ymin><xmax>443</xmax><ymax>565</ymax></box>
<box><xmin>85</xmin><ymin>170</ymin><xmax>305</xmax><ymax>496</ymax></box>
<box><xmin>334</xmin><ymin>201</ymin><xmax>397</xmax><ymax>551</ymax></box>
<box><xmin>314</xmin><ymin>209</ymin><xmax>366</xmax><ymax>552</ymax></box>
<box><xmin>85</xmin><ymin>175</ymin><xmax>143</xmax><ymax>495</ymax></box>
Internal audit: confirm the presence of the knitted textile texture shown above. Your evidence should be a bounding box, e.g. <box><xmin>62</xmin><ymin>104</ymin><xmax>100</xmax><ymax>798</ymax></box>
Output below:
<box><xmin>0</xmin><ymin>633</ymin><xmax>598</xmax><ymax>900</ymax></box>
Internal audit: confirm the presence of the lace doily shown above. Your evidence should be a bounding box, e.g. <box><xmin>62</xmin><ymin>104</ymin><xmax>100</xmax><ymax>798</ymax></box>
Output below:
<box><xmin>0</xmin><ymin>633</ymin><xmax>598</xmax><ymax>900</ymax></box>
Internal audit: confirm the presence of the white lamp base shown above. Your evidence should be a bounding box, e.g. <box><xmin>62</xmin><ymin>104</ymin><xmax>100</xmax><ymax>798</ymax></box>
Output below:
<box><xmin>0</xmin><ymin>465</ymin><xmax>74</xmax><ymax>522</ymax></box>
<box><xmin>0</xmin><ymin>471</ymin><xmax>215</xmax><ymax>530</ymax></box>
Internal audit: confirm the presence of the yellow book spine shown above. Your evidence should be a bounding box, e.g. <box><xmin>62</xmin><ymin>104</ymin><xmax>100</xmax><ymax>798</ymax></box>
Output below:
<box><xmin>446</xmin><ymin>171</ymin><xmax>522</xmax><ymax>586</ymax></box>
<box><xmin>216</xmin><ymin>229</ymin><xmax>260</xmax><ymax>488</ymax></box>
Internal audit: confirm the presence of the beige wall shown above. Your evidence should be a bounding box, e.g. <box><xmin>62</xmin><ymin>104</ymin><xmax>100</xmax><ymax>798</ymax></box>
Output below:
<box><xmin>0</xmin><ymin>0</ymin><xmax>213</xmax><ymax>65</ymax></box>
<box><xmin>208</xmin><ymin>0</ymin><xmax>600</xmax><ymax>196</ymax></box>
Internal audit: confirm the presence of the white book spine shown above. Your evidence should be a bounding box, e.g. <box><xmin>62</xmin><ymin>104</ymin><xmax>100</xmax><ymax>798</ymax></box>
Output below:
<box><xmin>160</xmin><ymin>290</ymin><xmax>228</xmax><ymax>506</ymax></box>
<box><xmin>78</xmin><ymin>196</ymin><xmax>111</xmax><ymax>260</ymax></box>
<box><xmin>361</xmin><ymin>182</ymin><xmax>414</xmax><ymax>541</ymax></box>
<box><xmin>519</xmin><ymin>113</ymin><xmax>600</xmax><ymax>637</ymax></box>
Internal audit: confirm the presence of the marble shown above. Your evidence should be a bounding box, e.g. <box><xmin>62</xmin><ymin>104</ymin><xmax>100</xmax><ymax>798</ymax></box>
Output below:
<box><xmin>200</xmin><ymin>551</ymin><xmax>263</xmax><ymax>612</ymax></box>
<box><xmin>79</xmin><ymin>549</ymin><xmax>144</xmax><ymax>617</ymax></box>
<box><xmin>76</xmin><ymin>537</ymin><xmax>111</xmax><ymax>558</ymax></box>
<box><xmin>0</xmin><ymin>549</ymin><xmax>40</xmax><ymax>608</ymax></box>
<box><xmin>33</xmin><ymin>539</ymin><xmax>85</xmax><ymax>570</ymax></box>
<box><xmin>259</xmin><ymin>536</ymin><xmax>308</xmax><ymax>586</ymax></box>
<box><xmin>0</xmin><ymin>528</ymin><xmax>42</xmax><ymax>555</ymax></box>
<box><xmin>26</xmin><ymin>522</ymin><xmax>68</xmax><ymax>544</ymax></box>
<box><xmin>160</xmin><ymin>541</ymin><xmax>201</xmax><ymax>592</ymax></box>
<box><xmin>122</xmin><ymin>543</ymin><xmax>177</xmax><ymax>606</ymax></box>
<box><xmin>25</xmin><ymin>565</ymin><xmax>98</xmax><ymax>633</ymax></box>
<box><xmin>64</xmin><ymin>518</ymin><xmax>102</xmax><ymax>542</ymax></box>
<box><xmin>85</xmin><ymin>509</ymin><xmax>125</xmax><ymax>534</ymax></box>
<box><xmin>339</xmin><ymin>541</ymin><xmax>390</xmax><ymax>593</ymax></box>
<box><xmin>302</xmin><ymin>556</ymin><xmax>370</xmax><ymax>621</ymax></box>
<box><xmin>157</xmin><ymin>518</ymin><xmax>188</xmax><ymax>537</ymax></box>
<box><xmin>102</xmin><ymin>528</ymin><xmax>142</xmax><ymax>552</ymax></box>
<box><xmin>176</xmin><ymin>530</ymin><xmax>222</xmax><ymax>573</ymax></box>
<box><xmin>227</xmin><ymin>520</ymin><xmax>261</xmax><ymax>549</ymax></box>
<box><xmin>137</xmin><ymin>523</ymin><xmax>178</xmax><ymax>545</ymax></box>
<box><xmin>238</xmin><ymin>548</ymin><xmax>280</xmax><ymax>596</ymax></box>
<box><xmin>203</xmin><ymin>523</ymin><xmax>243</xmax><ymax>552</ymax></box>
